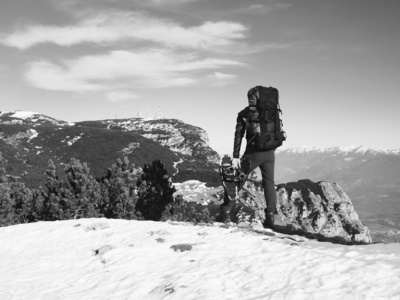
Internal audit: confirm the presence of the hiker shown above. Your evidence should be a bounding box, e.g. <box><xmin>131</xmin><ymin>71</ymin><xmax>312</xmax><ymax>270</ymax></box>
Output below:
<box><xmin>222</xmin><ymin>86</ymin><xmax>286</xmax><ymax>229</ymax></box>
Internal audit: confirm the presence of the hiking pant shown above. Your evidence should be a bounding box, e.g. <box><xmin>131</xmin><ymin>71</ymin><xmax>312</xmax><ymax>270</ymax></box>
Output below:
<box><xmin>242</xmin><ymin>150</ymin><xmax>277</xmax><ymax>213</ymax></box>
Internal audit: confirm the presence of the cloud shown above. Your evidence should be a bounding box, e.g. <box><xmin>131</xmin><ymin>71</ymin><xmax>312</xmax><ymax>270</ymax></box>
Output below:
<box><xmin>24</xmin><ymin>49</ymin><xmax>245</xmax><ymax>92</ymax></box>
<box><xmin>238</xmin><ymin>2</ymin><xmax>292</xmax><ymax>14</ymax></box>
<box><xmin>208</xmin><ymin>72</ymin><xmax>237</xmax><ymax>80</ymax></box>
<box><xmin>106</xmin><ymin>90</ymin><xmax>140</xmax><ymax>102</ymax></box>
<box><xmin>24</xmin><ymin>60</ymin><xmax>107</xmax><ymax>92</ymax></box>
<box><xmin>207</xmin><ymin>72</ymin><xmax>238</xmax><ymax>86</ymax></box>
<box><xmin>138</xmin><ymin>0</ymin><xmax>199</xmax><ymax>5</ymax></box>
<box><xmin>0</xmin><ymin>11</ymin><xmax>247</xmax><ymax>51</ymax></box>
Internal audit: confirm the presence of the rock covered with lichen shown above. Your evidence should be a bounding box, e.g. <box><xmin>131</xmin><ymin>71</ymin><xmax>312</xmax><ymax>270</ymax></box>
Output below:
<box><xmin>237</xmin><ymin>179</ymin><xmax>372</xmax><ymax>244</ymax></box>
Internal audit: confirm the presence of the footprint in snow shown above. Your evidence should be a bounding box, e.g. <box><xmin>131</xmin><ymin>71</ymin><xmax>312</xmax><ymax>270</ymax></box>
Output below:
<box><xmin>93</xmin><ymin>245</ymin><xmax>113</xmax><ymax>256</ymax></box>
<box><xmin>149</xmin><ymin>282</ymin><xmax>180</xmax><ymax>295</ymax></box>
<box><xmin>84</xmin><ymin>222</ymin><xmax>110</xmax><ymax>232</ymax></box>
<box><xmin>170</xmin><ymin>244</ymin><xmax>193</xmax><ymax>252</ymax></box>
<box><xmin>148</xmin><ymin>230</ymin><xmax>170</xmax><ymax>236</ymax></box>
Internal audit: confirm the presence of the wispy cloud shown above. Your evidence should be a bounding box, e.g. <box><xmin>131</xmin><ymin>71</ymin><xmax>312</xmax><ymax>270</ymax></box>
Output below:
<box><xmin>137</xmin><ymin>0</ymin><xmax>200</xmax><ymax>5</ymax></box>
<box><xmin>207</xmin><ymin>72</ymin><xmax>238</xmax><ymax>86</ymax></box>
<box><xmin>208</xmin><ymin>72</ymin><xmax>237</xmax><ymax>80</ymax></box>
<box><xmin>230</xmin><ymin>1</ymin><xmax>292</xmax><ymax>15</ymax></box>
<box><xmin>1</xmin><ymin>7</ymin><xmax>264</xmax><ymax>95</ymax></box>
<box><xmin>106</xmin><ymin>90</ymin><xmax>140</xmax><ymax>102</ymax></box>
<box><xmin>0</xmin><ymin>11</ymin><xmax>247</xmax><ymax>51</ymax></box>
<box><xmin>24</xmin><ymin>49</ymin><xmax>245</xmax><ymax>92</ymax></box>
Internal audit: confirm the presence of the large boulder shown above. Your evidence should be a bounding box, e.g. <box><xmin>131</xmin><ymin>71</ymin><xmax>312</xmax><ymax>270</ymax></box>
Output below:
<box><xmin>236</xmin><ymin>179</ymin><xmax>372</xmax><ymax>244</ymax></box>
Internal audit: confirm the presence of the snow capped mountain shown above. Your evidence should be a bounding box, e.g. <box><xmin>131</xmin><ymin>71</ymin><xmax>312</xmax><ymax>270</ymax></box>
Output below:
<box><xmin>278</xmin><ymin>145</ymin><xmax>395</xmax><ymax>156</ymax></box>
<box><xmin>277</xmin><ymin>145</ymin><xmax>400</xmax><ymax>156</ymax></box>
<box><xmin>0</xmin><ymin>110</ymin><xmax>72</xmax><ymax>127</ymax></box>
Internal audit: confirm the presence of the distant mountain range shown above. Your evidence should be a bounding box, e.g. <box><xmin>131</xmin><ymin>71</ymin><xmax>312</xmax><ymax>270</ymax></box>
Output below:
<box><xmin>0</xmin><ymin>111</ymin><xmax>221</xmax><ymax>188</ymax></box>
<box><xmin>276</xmin><ymin>145</ymin><xmax>400</xmax><ymax>201</ymax></box>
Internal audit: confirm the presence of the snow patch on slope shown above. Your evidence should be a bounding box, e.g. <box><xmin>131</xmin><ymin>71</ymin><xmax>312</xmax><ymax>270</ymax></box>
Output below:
<box><xmin>121</xmin><ymin>142</ymin><xmax>140</xmax><ymax>154</ymax></box>
<box><xmin>173</xmin><ymin>158</ymin><xmax>183</xmax><ymax>176</ymax></box>
<box><xmin>62</xmin><ymin>133</ymin><xmax>84</xmax><ymax>146</ymax></box>
<box><xmin>174</xmin><ymin>180</ymin><xmax>222</xmax><ymax>204</ymax></box>
<box><xmin>27</xmin><ymin>129</ymin><xmax>38</xmax><ymax>142</ymax></box>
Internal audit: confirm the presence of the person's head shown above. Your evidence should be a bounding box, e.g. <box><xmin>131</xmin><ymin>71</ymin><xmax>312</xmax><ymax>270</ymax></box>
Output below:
<box><xmin>247</xmin><ymin>87</ymin><xmax>259</xmax><ymax>107</ymax></box>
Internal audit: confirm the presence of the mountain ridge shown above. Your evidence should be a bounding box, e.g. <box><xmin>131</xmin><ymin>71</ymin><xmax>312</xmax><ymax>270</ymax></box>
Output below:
<box><xmin>0</xmin><ymin>110</ymin><xmax>221</xmax><ymax>187</ymax></box>
<box><xmin>277</xmin><ymin>145</ymin><xmax>400</xmax><ymax>156</ymax></box>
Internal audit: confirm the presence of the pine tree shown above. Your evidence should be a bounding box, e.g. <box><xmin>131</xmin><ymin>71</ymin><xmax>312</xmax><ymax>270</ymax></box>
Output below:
<box><xmin>0</xmin><ymin>152</ymin><xmax>36</xmax><ymax>225</ymax></box>
<box><xmin>0</xmin><ymin>181</ymin><xmax>14</xmax><ymax>226</ymax></box>
<box><xmin>0</xmin><ymin>152</ymin><xmax>8</xmax><ymax>184</ymax></box>
<box><xmin>100</xmin><ymin>156</ymin><xmax>139</xmax><ymax>220</ymax></box>
<box><xmin>135</xmin><ymin>160</ymin><xmax>176</xmax><ymax>221</ymax></box>
<box><xmin>39</xmin><ymin>160</ymin><xmax>71</xmax><ymax>220</ymax></box>
<box><xmin>64</xmin><ymin>158</ymin><xmax>102</xmax><ymax>218</ymax></box>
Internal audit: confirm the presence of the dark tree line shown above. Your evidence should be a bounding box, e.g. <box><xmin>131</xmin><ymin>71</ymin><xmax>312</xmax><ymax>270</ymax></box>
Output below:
<box><xmin>0</xmin><ymin>152</ymin><xmax>178</xmax><ymax>227</ymax></box>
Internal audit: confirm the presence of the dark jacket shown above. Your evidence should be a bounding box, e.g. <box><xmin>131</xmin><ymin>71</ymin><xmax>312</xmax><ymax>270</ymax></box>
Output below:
<box><xmin>233</xmin><ymin>107</ymin><xmax>250</xmax><ymax>158</ymax></box>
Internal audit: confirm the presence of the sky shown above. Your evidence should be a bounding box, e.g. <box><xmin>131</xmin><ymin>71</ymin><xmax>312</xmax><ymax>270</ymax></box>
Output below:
<box><xmin>0</xmin><ymin>0</ymin><xmax>399</xmax><ymax>155</ymax></box>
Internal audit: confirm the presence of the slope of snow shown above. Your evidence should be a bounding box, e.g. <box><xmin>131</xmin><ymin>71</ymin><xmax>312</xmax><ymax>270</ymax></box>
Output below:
<box><xmin>1</xmin><ymin>219</ymin><xmax>400</xmax><ymax>300</ymax></box>
<box><xmin>1</xmin><ymin>110</ymin><xmax>72</xmax><ymax>127</ymax></box>
<box><xmin>7</xmin><ymin>111</ymin><xmax>38</xmax><ymax>119</ymax></box>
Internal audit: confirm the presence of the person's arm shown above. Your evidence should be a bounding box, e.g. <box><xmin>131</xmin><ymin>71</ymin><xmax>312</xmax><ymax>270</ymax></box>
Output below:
<box><xmin>233</xmin><ymin>109</ymin><xmax>247</xmax><ymax>160</ymax></box>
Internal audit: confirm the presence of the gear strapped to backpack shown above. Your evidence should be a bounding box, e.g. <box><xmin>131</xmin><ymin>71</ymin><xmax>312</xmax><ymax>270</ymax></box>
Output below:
<box><xmin>246</xmin><ymin>86</ymin><xmax>286</xmax><ymax>151</ymax></box>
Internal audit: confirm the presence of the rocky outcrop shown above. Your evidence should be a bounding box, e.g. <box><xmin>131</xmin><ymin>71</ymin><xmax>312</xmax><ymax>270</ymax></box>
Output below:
<box><xmin>234</xmin><ymin>179</ymin><xmax>372</xmax><ymax>244</ymax></box>
<box><xmin>103</xmin><ymin>118</ymin><xmax>220</xmax><ymax>163</ymax></box>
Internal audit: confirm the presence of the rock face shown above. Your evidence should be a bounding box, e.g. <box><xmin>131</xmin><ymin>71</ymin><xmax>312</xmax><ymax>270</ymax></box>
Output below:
<box><xmin>81</xmin><ymin>118</ymin><xmax>220</xmax><ymax>164</ymax></box>
<box><xmin>236</xmin><ymin>179</ymin><xmax>372</xmax><ymax>244</ymax></box>
<box><xmin>276</xmin><ymin>180</ymin><xmax>372</xmax><ymax>243</ymax></box>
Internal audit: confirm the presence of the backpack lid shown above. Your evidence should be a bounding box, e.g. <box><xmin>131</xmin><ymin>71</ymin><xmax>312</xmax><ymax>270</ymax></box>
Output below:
<box><xmin>248</xmin><ymin>86</ymin><xmax>278</xmax><ymax>110</ymax></box>
<box><xmin>247</xmin><ymin>87</ymin><xmax>259</xmax><ymax>108</ymax></box>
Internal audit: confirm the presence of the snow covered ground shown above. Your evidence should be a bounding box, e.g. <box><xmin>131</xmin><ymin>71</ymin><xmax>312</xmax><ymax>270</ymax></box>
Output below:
<box><xmin>1</xmin><ymin>219</ymin><xmax>400</xmax><ymax>300</ymax></box>
<box><xmin>173</xmin><ymin>180</ymin><xmax>222</xmax><ymax>204</ymax></box>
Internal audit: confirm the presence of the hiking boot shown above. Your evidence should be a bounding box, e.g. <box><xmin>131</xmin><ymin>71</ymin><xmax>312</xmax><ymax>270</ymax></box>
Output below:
<box><xmin>220</xmin><ymin>206</ymin><xmax>231</xmax><ymax>223</ymax></box>
<box><xmin>220</xmin><ymin>200</ymin><xmax>234</xmax><ymax>223</ymax></box>
<box><xmin>263</xmin><ymin>211</ymin><xmax>275</xmax><ymax>229</ymax></box>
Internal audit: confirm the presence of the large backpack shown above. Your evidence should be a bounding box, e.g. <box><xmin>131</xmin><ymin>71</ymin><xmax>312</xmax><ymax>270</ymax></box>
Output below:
<box><xmin>246</xmin><ymin>86</ymin><xmax>286</xmax><ymax>151</ymax></box>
